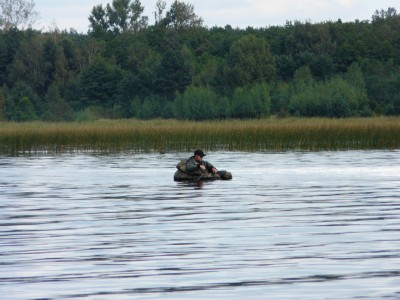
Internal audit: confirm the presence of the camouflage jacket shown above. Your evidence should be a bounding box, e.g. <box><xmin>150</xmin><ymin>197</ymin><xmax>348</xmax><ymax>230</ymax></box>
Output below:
<box><xmin>186</xmin><ymin>156</ymin><xmax>216</xmax><ymax>175</ymax></box>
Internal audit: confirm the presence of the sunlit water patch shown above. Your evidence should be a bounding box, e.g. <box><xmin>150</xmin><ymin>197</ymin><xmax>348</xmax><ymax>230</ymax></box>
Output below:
<box><xmin>1</xmin><ymin>151</ymin><xmax>400</xmax><ymax>299</ymax></box>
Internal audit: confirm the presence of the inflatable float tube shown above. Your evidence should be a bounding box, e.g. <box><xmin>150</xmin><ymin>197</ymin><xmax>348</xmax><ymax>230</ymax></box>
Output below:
<box><xmin>174</xmin><ymin>170</ymin><xmax>232</xmax><ymax>181</ymax></box>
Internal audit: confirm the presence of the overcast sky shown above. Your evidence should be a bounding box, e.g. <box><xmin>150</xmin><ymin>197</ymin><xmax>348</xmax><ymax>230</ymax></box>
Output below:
<box><xmin>34</xmin><ymin>0</ymin><xmax>399</xmax><ymax>33</ymax></box>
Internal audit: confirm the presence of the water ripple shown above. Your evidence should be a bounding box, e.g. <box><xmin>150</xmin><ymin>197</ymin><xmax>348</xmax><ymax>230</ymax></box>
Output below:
<box><xmin>0</xmin><ymin>151</ymin><xmax>400</xmax><ymax>299</ymax></box>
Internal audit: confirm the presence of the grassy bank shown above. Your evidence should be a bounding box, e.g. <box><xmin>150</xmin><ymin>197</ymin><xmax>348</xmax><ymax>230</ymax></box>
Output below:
<box><xmin>0</xmin><ymin>117</ymin><xmax>399</xmax><ymax>154</ymax></box>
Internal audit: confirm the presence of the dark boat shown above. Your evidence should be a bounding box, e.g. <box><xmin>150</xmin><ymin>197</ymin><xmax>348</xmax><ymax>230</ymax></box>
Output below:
<box><xmin>174</xmin><ymin>170</ymin><xmax>232</xmax><ymax>181</ymax></box>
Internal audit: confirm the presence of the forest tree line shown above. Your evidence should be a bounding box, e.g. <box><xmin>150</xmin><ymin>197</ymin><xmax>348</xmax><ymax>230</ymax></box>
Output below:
<box><xmin>1</xmin><ymin>0</ymin><xmax>400</xmax><ymax>121</ymax></box>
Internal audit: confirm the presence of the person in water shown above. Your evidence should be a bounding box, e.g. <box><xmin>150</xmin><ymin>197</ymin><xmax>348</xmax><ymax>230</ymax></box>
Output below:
<box><xmin>186</xmin><ymin>149</ymin><xmax>218</xmax><ymax>176</ymax></box>
<box><xmin>174</xmin><ymin>149</ymin><xmax>232</xmax><ymax>181</ymax></box>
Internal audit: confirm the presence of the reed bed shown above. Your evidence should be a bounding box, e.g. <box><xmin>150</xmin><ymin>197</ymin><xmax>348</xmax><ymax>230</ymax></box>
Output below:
<box><xmin>0</xmin><ymin>117</ymin><xmax>399</xmax><ymax>154</ymax></box>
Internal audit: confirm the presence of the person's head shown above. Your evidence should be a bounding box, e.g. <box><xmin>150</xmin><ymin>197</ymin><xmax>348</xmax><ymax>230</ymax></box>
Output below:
<box><xmin>194</xmin><ymin>149</ymin><xmax>206</xmax><ymax>162</ymax></box>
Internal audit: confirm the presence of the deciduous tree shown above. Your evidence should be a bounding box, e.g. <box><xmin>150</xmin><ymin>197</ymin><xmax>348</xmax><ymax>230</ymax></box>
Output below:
<box><xmin>163</xmin><ymin>0</ymin><xmax>203</xmax><ymax>30</ymax></box>
<box><xmin>78</xmin><ymin>57</ymin><xmax>124</xmax><ymax>109</ymax></box>
<box><xmin>89</xmin><ymin>0</ymin><xmax>148</xmax><ymax>35</ymax></box>
<box><xmin>0</xmin><ymin>0</ymin><xmax>39</xmax><ymax>30</ymax></box>
<box><xmin>227</xmin><ymin>34</ymin><xmax>275</xmax><ymax>87</ymax></box>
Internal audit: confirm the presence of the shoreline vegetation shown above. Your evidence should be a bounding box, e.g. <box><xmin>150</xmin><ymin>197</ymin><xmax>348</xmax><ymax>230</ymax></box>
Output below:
<box><xmin>1</xmin><ymin>6</ymin><xmax>400</xmax><ymax>123</ymax></box>
<box><xmin>1</xmin><ymin>117</ymin><xmax>399</xmax><ymax>154</ymax></box>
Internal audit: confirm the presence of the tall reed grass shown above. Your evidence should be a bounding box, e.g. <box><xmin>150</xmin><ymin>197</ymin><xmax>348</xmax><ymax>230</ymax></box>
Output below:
<box><xmin>0</xmin><ymin>117</ymin><xmax>399</xmax><ymax>154</ymax></box>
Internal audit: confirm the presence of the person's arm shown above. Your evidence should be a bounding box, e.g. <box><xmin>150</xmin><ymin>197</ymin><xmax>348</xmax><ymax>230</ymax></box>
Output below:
<box><xmin>205</xmin><ymin>161</ymin><xmax>217</xmax><ymax>174</ymax></box>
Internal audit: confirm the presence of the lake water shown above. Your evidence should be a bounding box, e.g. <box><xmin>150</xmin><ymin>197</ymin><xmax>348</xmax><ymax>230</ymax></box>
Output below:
<box><xmin>1</xmin><ymin>150</ymin><xmax>400</xmax><ymax>299</ymax></box>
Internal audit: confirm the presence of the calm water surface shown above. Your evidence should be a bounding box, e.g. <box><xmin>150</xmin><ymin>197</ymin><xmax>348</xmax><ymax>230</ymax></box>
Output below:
<box><xmin>1</xmin><ymin>151</ymin><xmax>400</xmax><ymax>299</ymax></box>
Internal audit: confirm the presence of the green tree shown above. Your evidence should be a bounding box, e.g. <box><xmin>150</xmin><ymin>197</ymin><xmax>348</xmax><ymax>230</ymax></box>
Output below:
<box><xmin>372</xmin><ymin>7</ymin><xmax>397</xmax><ymax>24</ymax></box>
<box><xmin>163</xmin><ymin>0</ymin><xmax>203</xmax><ymax>30</ymax></box>
<box><xmin>270</xmin><ymin>81</ymin><xmax>291</xmax><ymax>116</ymax></box>
<box><xmin>309</xmin><ymin>54</ymin><xmax>335</xmax><ymax>80</ymax></box>
<box><xmin>0</xmin><ymin>32</ymin><xmax>12</xmax><ymax>85</ymax></box>
<box><xmin>44</xmin><ymin>84</ymin><xmax>74</xmax><ymax>121</ymax></box>
<box><xmin>289</xmin><ymin>74</ymin><xmax>363</xmax><ymax>118</ymax></box>
<box><xmin>192</xmin><ymin>53</ymin><xmax>222</xmax><ymax>87</ymax></box>
<box><xmin>231</xmin><ymin>87</ymin><xmax>249</xmax><ymax>118</ymax></box>
<box><xmin>275</xmin><ymin>54</ymin><xmax>296</xmax><ymax>81</ymax></box>
<box><xmin>129</xmin><ymin>0</ymin><xmax>148</xmax><ymax>33</ymax></box>
<box><xmin>289</xmin><ymin>66</ymin><xmax>319</xmax><ymax>116</ymax></box>
<box><xmin>291</xmin><ymin>65</ymin><xmax>315</xmax><ymax>94</ymax></box>
<box><xmin>154</xmin><ymin>34</ymin><xmax>193</xmax><ymax>100</ymax></box>
<box><xmin>173</xmin><ymin>85</ymin><xmax>217</xmax><ymax>120</ymax></box>
<box><xmin>154</xmin><ymin>0</ymin><xmax>166</xmax><ymax>25</ymax></box>
<box><xmin>107</xmin><ymin>0</ymin><xmax>148</xmax><ymax>33</ymax></box>
<box><xmin>231</xmin><ymin>83</ymin><xmax>271</xmax><ymax>118</ymax></box>
<box><xmin>227</xmin><ymin>34</ymin><xmax>275</xmax><ymax>87</ymax></box>
<box><xmin>0</xmin><ymin>87</ymin><xmax>4</xmax><ymax>120</ymax></box>
<box><xmin>2</xmin><ymin>84</ymin><xmax>14</xmax><ymax>120</ymax></box>
<box><xmin>42</xmin><ymin>37</ymin><xmax>57</xmax><ymax>86</ymax></box>
<box><xmin>14</xmin><ymin>96</ymin><xmax>36</xmax><ymax>121</ymax></box>
<box><xmin>4</xmin><ymin>80</ymin><xmax>44</xmax><ymax>119</ymax></box>
<box><xmin>76</xmin><ymin>37</ymin><xmax>106</xmax><ymax>70</ymax></box>
<box><xmin>289</xmin><ymin>88</ymin><xmax>319</xmax><ymax>117</ymax></box>
<box><xmin>344</xmin><ymin>63</ymin><xmax>369</xmax><ymax>112</ymax></box>
<box><xmin>215</xmin><ymin>96</ymin><xmax>230</xmax><ymax>119</ymax></box>
<box><xmin>138</xmin><ymin>97</ymin><xmax>155</xmax><ymax>119</ymax></box>
<box><xmin>88</xmin><ymin>4</ymin><xmax>109</xmax><ymax>38</ymax></box>
<box><xmin>78</xmin><ymin>57</ymin><xmax>124</xmax><ymax>110</ymax></box>
<box><xmin>248</xmin><ymin>83</ymin><xmax>271</xmax><ymax>117</ymax></box>
<box><xmin>89</xmin><ymin>0</ymin><xmax>148</xmax><ymax>36</ymax></box>
<box><xmin>320</xmin><ymin>77</ymin><xmax>359</xmax><ymax>117</ymax></box>
<box><xmin>136</xmin><ymin>94</ymin><xmax>173</xmax><ymax>119</ymax></box>
<box><xmin>53</xmin><ymin>41</ymin><xmax>74</xmax><ymax>92</ymax></box>
<box><xmin>8</xmin><ymin>35</ymin><xmax>51</xmax><ymax>96</ymax></box>
<box><xmin>362</xmin><ymin>59</ymin><xmax>399</xmax><ymax>114</ymax></box>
